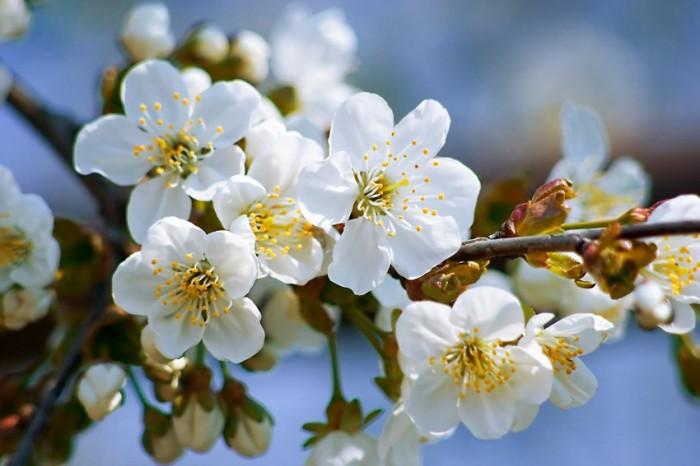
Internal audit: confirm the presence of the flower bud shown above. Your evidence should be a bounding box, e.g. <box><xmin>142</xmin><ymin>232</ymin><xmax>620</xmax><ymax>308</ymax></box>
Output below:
<box><xmin>504</xmin><ymin>178</ymin><xmax>575</xmax><ymax>237</ymax></box>
<box><xmin>404</xmin><ymin>260</ymin><xmax>489</xmax><ymax>304</ymax></box>
<box><xmin>172</xmin><ymin>368</ymin><xmax>224</xmax><ymax>453</ymax></box>
<box><xmin>220</xmin><ymin>379</ymin><xmax>273</xmax><ymax>457</ymax></box>
<box><xmin>121</xmin><ymin>3</ymin><xmax>175</xmax><ymax>62</ymax></box>
<box><xmin>230</xmin><ymin>30</ymin><xmax>270</xmax><ymax>83</ymax></box>
<box><xmin>634</xmin><ymin>280</ymin><xmax>672</xmax><ymax>329</ymax></box>
<box><xmin>144</xmin><ymin>356</ymin><xmax>188</xmax><ymax>402</ymax></box>
<box><xmin>0</xmin><ymin>287</ymin><xmax>53</xmax><ymax>330</ymax></box>
<box><xmin>190</xmin><ymin>24</ymin><xmax>229</xmax><ymax>63</ymax></box>
<box><xmin>76</xmin><ymin>363</ymin><xmax>126</xmax><ymax>421</ymax></box>
<box><xmin>142</xmin><ymin>407</ymin><xmax>184</xmax><ymax>464</ymax></box>
<box><xmin>0</xmin><ymin>0</ymin><xmax>30</xmax><ymax>40</ymax></box>
<box><xmin>141</xmin><ymin>325</ymin><xmax>171</xmax><ymax>364</ymax></box>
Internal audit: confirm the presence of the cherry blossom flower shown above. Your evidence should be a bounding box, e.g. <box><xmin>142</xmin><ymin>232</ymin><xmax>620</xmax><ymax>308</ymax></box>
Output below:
<box><xmin>77</xmin><ymin>363</ymin><xmax>127</xmax><ymax>421</ymax></box>
<box><xmin>396</xmin><ymin>287</ymin><xmax>552</xmax><ymax>439</ymax></box>
<box><xmin>112</xmin><ymin>217</ymin><xmax>263</xmax><ymax>362</ymax></box>
<box><xmin>299</xmin><ymin>92</ymin><xmax>481</xmax><ymax>294</ymax></box>
<box><xmin>213</xmin><ymin>121</ymin><xmax>326</xmax><ymax>285</ymax></box>
<box><xmin>173</xmin><ymin>395</ymin><xmax>225</xmax><ymax>453</ymax></box>
<box><xmin>0</xmin><ymin>0</ymin><xmax>30</xmax><ymax>40</ymax></box>
<box><xmin>305</xmin><ymin>431</ymin><xmax>380</xmax><ymax>466</ymax></box>
<box><xmin>74</xmin><ymin>59</ymin><xmax>260</xmax><ymax>242</ymax></box>
<box><xmin>121</xmin><ymin>2</ymin><xmax>175</xmax><ymax>62</ymax></box>
<box><xmin>549</xmin><ymin>102</ymin><xmax>650</xmax><ymax>222</ymax></box>
<box><xmin>0</xmin><ymin>287</ymin><xmax>53</xmax><ymax>330</ymax></box>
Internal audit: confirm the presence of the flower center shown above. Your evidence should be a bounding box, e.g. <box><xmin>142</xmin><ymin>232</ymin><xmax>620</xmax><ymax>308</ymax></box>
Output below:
<box><xmin>246</xmin><ymin>186</ymin><xmax>315</xmax><ymax>259</ymax></box>
<box><xmin>576</xmin><ymin>179</ymin><xmax>634</xmax><ymax>220</ymax></box>
<box><xmin>152</xmin><ymin>256</ymin><xmax>230</xmax><ymax>327</ymax></box>
<box><xmin>0</xmin><ymin>225</ymin><xmax>32</xmax><ymax>269</ymax></box>
<box><xmin>540</xmin><ymin>336</ymin><xmax>583</xmax><ymax>375</ymax></box>
<box><xmin>651</xmin><ymin>241</ymin><xmax>700</xmax><ymax>296</ymax></box>
<box><xmin>352</xmin><ymin>171</ymin><xmax>408</xmax><ymax>223</ymax></box>
<box><xmin>429</xmin><ymin>331</ymin><xmax>516</xmax><ymax>395</ymax></box>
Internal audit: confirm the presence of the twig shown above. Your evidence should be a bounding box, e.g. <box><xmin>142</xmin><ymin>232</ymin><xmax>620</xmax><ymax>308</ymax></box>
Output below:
<box><xmin>452</xmin><ymin>220</ymin><xmax>700</xmax><ymax>262</ymax></box>
<box><xmin>7</xmin><ymin>281</ymin><xmax>109</xmax><ymax>466</ymax></box>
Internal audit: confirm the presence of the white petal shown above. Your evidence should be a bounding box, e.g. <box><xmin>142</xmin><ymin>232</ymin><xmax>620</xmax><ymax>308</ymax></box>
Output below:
<box><xmin>190</xmin><ymin>80</ymin><xmax>261</xmax><ymax>148</ymax></box>
<box><xmin>121</xmin><ymin>60</ymin><xmax>190</xmax><ymax>132</ymax></box>
<box><xmin>228</xmin><ymin>216</ymin><xmax>257</xmax><ymax>253</ymax></box>
<box><xmin>473</xmin><ymin>270</ymin><xmax>513</xmax><ymax>293</ymax></box>
<box><xmin>203</xmin><ymin>298</ymin><xmax>264</xmax><ymax>362</ymax></box>
<box><xmin>0</xmin><ymin>165</ymin><xmax>20</xmax><ymax>209</ymax></box>
<box><xmin>212</xmin><ymin>175</ymin><xmax>266</xmax><ymax>232</ymax></box>
<box><xmin>550</xmin><ymin>360</ymin><xmax>597</xmax><ymax>409</ymax></box>
<box><xmin>112</xmin><ymin>252</ymin><xmax>159</xmax><ymax>316</ymax></box>
<box><xmin>450</xmin><ymin>287</ymin><xmax>525</xmax><ymax>342</ymax></box>
<box><xmin>205</xmin><ymin>231</ymin><xmax>258</xmax><ymax>299</ymax></box>
<box><xmin>372</xmin><ymin>275</ymin><xmax>410</xmax><ymax>310</ymax></box>
<box><xmin>648</xmin><ymin>194</ymin><xmax>700</xmax><ymax>223</ymax></box>
<box><xmin>298</xmin><ymin>81</ymin><xmax>356</xmax><ymax>129</ymax></box>
<box><xmin>263</xmin><ymin>236</ymin><xmax>324</xmax><ymax>285</ymax></box>
<box><xmin>659</xmin><ymin>301</ymin><xmax>696</xmax><ymax>334</ymax></box>
<box><xmin>392</xmin><ymin>99</ymin><xmax>450</xmax><ymax>161</ymax></box>
<box><xmin>182</xmin><ymin>67</ymin><xmax>212</xmax><ymax>98</ymax></box>
<box><xmin>557</xmin><ymin>102</ymin><xmax>609</xmax><ymax>183</ymax></box>
<box><xmin>404</xmin><ymin>369</ymin><xmax>460</xmax><ymax>433</ymax></box>
<box><xmin>298</xmin><ymin>151</ymin><xmax>357</xmax><ymax>228</ymax></box>
<box><xmin>149</xmin><ymin>307</ymin><xmax>205</xmax><ymax>358</ymax></box>
<box><xmin>182</xmin><ymin>145</ymin><xmax>245</xmax><ymax>200</ymax></box>
<box><xmin>511</xmin><ymin>401</ymin><xmax>539</xmax><ymax>433</ymax></box>
<box><xmin>596</xmin><ymin>157</ymin><xmax>651</xmax><ymax>211</ymax></box>
<box><xmin>458</xmin><ymin>387</ymin><xmax>515</xmax><ymax>439</ymax></box>
<box><xmin>395</xmin><ymin>300</ymin><xmax>460</xmax><ymax>376</ymax></box>
<box><xmin>73</xmin><ymin>114</ymin><xmax>151</xmax><ymax>185</ymax></box>
<box><xmin>141</xmin><ymin>217</ymin><xmax>207</xmax><ymax>264</ymax></box>
<box><xmin>329</xmin><ymin>92</ymin><xmax>394</xmax><ymax>167</ymax></box>
<box><xmin>388</xmin><ymin>213</ymin><xmax>461</xmax><ymax>279</ymax></box>
<box><xmin>245</xmin><ymin>120</ymin><xmax>286</xmax><ymax>160</ymax></box>
<box><xmin>546</xmin><ymin>313</ymin><xmax>612</xmax><ymax>354</ymax></box>
<box><xmin>12</xmin><ymin>238</ymin><xmax>59</xmax><ymax>289</ymax></box>
<box><xmin>508</xmin><ymin>346</ymin><xmax>553</xmax><ymax>405</ymax></box>
<box><xmin>327</xmin><ymin>218</ymin><xmax>392</xmax><ymax>295</ymax></box>
<box><xmin>127</xmin><ymin>177</ymin><xmax>192</xmax><ymax>244</ymax></box>
<box><xmin>11</xmin><ymin>194</ymin><xmax>54</xmax><ymax>237</ymax></box>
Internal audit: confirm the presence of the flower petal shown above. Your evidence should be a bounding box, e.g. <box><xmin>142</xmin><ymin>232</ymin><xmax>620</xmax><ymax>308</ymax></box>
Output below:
<box><xmin>508</xmin><ymin>346</ymin><xmax>553</xmax><ymax>405</ymax></box>
<box><xmin>329</xmin><ymin>92</ymin><xmax>394</xmax><ymax>167</ymax></box>
<box><xmin>11</xmin><ymin>194</ymin><xmax>54</xmax><ymax>237</ymax></box>
<box><xmin>182</xmin><ymin>145</ymin><xmax>245</xmax><ymax>200</ymax></box>
<box><xmin>546</xmin><ymin>313</ymin><xmax>613</xmax><ymax>354</ymax></box>
<box><xmin>190</xmin><ymin>80</ymin><xmax>261</xmax><ymax>148</ymax></box>
<box><xmin>203</xmin><ymin>298</ymin><xmax>264</xmax><ymax>362</ymax></box>
<box><xmin>404</xmin><ymin>369</ymin><xmax>460</xmax><ymax>433</ymax></box>
<box><xmin>149</xmin><ymin>309</ymin><xmax>205</xmax><ymax>359</ymax></box>
<box><xmin>550</xmin><ymin>359</ymin><xmax>597</xmax><ymax>409</ymax></box>
<box><xmin>121</xmin><ymin>59</ymin><xmax>190</xmax><ymax>132</ymax></box>
<box><xmin>141</xmin><ymin>216</ymin><xmax>207</xmax><ymax>264</ymax></box>
<box><xmin>298</xmin><ymin>151</ymin><xmax>357</xmax><ymax>228</ymax></box>
<box><xmin>327</xmin><ymin>218</ymin><xmax>392</xmax><ymax>295</ymax></box>
<box><xmin>127</xmin><ymin>177</ymin><xmax>192</xmax><ymax>244</ymax></box>
<box><xmin>263</xmin><ymin>236</ymin><xmax>324</xmax><ymax>285</ymax></box>
<box><xmin>205</xmin><ymin>231</ymin><xmax>258</xmax><ymax>299</ymax></box>
<box><xmin>659</xmin><ymin>301</ymin><xmax>697</xmax><ymax>334</ymax></box>
<box><xmin>511</xmin><ymin>401</ymin><xmax>539</xmax><ymax>433</ymax></box>
<box><xmin>450</xmin><ymin>287</ymin><xmax>525</xmax><ymax>342</ymax></box>
<box><xmin>458</xmin><ymin>387</ymin><xmax>515</xmax><ymax>439</ymax></box>
<box><xmin>12</xmin><ymin>238</ymin><xmax>59</xmax><ymax>289</ymax></box>
<box><xmin>73</xmin><ymin>114</ymin><xmax>151</xmax><ymax>185</ymax></box>
<box><xmin>212</xmin><ymin>175</ymin><xmax>266</xmax><ymax>232</ymax></box>
<box><xmin>391</xmin><ymin>99</ymin><xmax>450</xmax><ymax>161</ymax></box>
<box><xmin>555</xmin><ymin>102</ymin><xmax>609</xmax><ymax>183</ymax></box>
<box><xmin>112</xmin><ymin>252</ymin><xmax>159</xmax><ymax>316</ymax></box>
<box><xmin>596</xmin><ymin>157</ymin><xmax>651</xmax><ymax>212</ymax></box>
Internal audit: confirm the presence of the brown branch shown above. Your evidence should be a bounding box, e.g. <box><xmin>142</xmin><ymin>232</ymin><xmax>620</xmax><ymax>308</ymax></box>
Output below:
<box><xmin>452</xmin><ymin>220</ymin><xmax>700</xmax><ymax>262</ymax></box>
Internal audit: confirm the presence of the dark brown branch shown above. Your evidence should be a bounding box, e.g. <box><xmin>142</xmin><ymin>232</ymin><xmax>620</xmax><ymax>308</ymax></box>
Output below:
<box><xmin>452</xmin><ymin>220</ymin><xmax>700</xmax><ymax>262</ymax></box>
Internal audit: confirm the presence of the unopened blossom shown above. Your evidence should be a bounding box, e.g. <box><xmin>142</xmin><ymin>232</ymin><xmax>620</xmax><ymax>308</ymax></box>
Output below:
<box><xmin>143</xmin><ymin>415</ymin><xmax>183</xmax><ymax>464</ymax></box>
<box><xmin>231</xmin><ymin>30</ymin><xmax>270</xmax><ymax>83</ymax></box>
<box><xmin>270</xmin><ymin>4</ymin><xmax>357</xmax><ymax>129</ymax></box>
<box><xmin>225</xmin><ymin>410</ymin><xmax>272</xmax><ymax>457</ymax></box>
<box><xmin>141</xmin><ymin>325</ymin><xmax>172</xmax><ymax>364</ymax></box>
<box><xmin>77</xmin><ymin>363</ymin><xmax>127</xmax><ymax>421</ymax></box>
<box><xmin>549</xmin><ymin>102</ymin><xmax>650</xmax><ymax>222</ymax></box>
<box><xmin>1</xmin><ymin>287</ymin><xmax>53</xmax><ymax>330</ymax></box>
<box><xmin>74</xmin><ymin>59</ymin><xmax>260</xmax><ymax>242</ymax></box>
<box><xmin>306</xmin><ymin>431</ymin><xmax>380</xmax><ymax>466</ymax></box>
<box><xmin>121</xmin><ymin>2</ymin><xmax>175</xmax><ymax>62</ymax></box>
<box><xmin>0</xmin><ymin>0</ymin><xmax>30</xmax><ymax>40</ymax></box>
<box><xmin>514</xmin><ymin>313</ymin><xmax>613</xmax><ymax>430</ymax></box>
<box><xmin>0</xmin><ymin>165</ymin><xmax>60</xmax><ymax>292</ymax></box>
<box><xmin>173</xmin><ymin>396</ymin><xmax>225</xmax><ymax>453</ymax></box>
<box><xmin>396</xmin><ymin>287</ymin><xmax>552</xmax><ymax>439</ymax></box>
<box><xmin>213</xmin><ymin>121</ymin><xmax>326</xmax><ymax>285</ymax></box>
<box><xmin>637</xmin><ymin>194</ymin><xmax>700</xmax><ymax>334</ymax></box>
<box><xmin>190</xmin><ymin>24</ymin><xmax>229</xmax><ymax>63</ymax></box>
<box><xmin>299</xmin><ymin>93</ymin><xmax>481</xmax><ymax>294</ymax></box>
<box><xmin>113</xmin><ymin>217</ymin><xmax>264</xmax><ymax>362</ymax></box>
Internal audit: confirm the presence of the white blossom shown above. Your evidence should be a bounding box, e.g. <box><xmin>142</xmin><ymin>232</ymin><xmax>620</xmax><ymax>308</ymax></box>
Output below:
<box><xmin>113</xmin><ymin>217</ymin><xmax>264</xmax><ymax>362</ymax></box>
<box><xmin>0</xmin><ymin>0</ymin><xmax>30</xmax><ymax>40</ymax></box>
<box><xmin>270</xmin><ymin>4</ymin><xmax>357</xmax><ymax>129</ymax></box>
<box><xmin>213</xmin><ymin>121</ymin><xmax>326</xmax><ymax>285</ymax></box>
<box><xmin>1</xmin><ymin>286</ymin><xmax>53</xmax><ymax>330</ymax></box>
<box><xmin>74</xmin><ymin>59</ymin><xmax>260</xmax><ymax>243</ymax></box>
<box><xmin>146</xmin><ymin>419</ymin><xmax>183</xmax><ymax>464</ymax></box>
<box><xmin>549</xmin><ymin>102</ymin><xmax>650</xmax><ymax>222</ymax></box>
<box><xmin>232</xmin><ymin>30</ymin><xmax>270</xmax><ymax>82</ymax></box>
<box><xmin>191</xmin><ymin>24</ymin><xmax>229</xmax><ymax>63</ymax></box>
<box><xmin>121</xmin><ymin>2</ymin><xmax>175</xmax><ymax>62</ymax></box>
<box><xmin>226</xmin><ymin>412</ymin><xmax>272</xmax><ymax>457</ymax></box>
<box><xmin>173</xmin><ymin>396</ymin><xmax>225</xmax><ymax>453</ymax></box>
<box><xmin>637</xmin><ymin>194</ymin><xmax>700</xmax><ymax>334</ymax></box>
<box><xmin>306</xmin><ymin>431</ymin><xmax>380</xmax><ymax>466</ymax></box>
<box><xmin>0</xmin><ymin>165</ymin><xmax>60</xmax><ymax>293</ymax></box>
<box><xmin>396</xmin><ymin>287</ymin><xmax>552</xmax><ymax>439</ymax></box>
<box><xmin>299</xmin><ymin>92</ymin><xmax>481</xmax><ymax>295</ymax></box>
<box><xmin>77</xmin><ymin>363</ymin><xmax>127</xmax><ymax>421</ymax></box>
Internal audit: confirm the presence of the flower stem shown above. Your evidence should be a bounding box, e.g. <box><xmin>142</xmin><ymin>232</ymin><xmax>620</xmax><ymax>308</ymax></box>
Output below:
<box><xmin>127</xmin><ymin>366</ymin><xmax>152</xmax><ymax>410</ymax></box>
<box><xmin>195</xmin><ymin>342</ymin><xmax>206</xmax><ymax>366</ymax></box>
<box><xmin>343</xmin><ymin>306</ymin><xmax>384</xmax><ymax>354</ymax></box>
<box><xmin>219</xmin><ymin>360</ymin><xmax>230</xmax><ymax>379</ymax></box>
<box><xmin>327</xmin><ymin>333</ymin><xmax>344</xmax><ymax>402</ymax></box>
<box><xmin>561</xmin><ymin>218</ymin><xmax>618</xmax><ymax>230</ymax></box>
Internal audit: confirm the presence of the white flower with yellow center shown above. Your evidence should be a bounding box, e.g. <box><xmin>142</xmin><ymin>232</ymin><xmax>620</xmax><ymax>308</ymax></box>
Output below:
<box><xmin>512</xmin><ymin>313</ymin><xmax>613</xmax><ymax>431</ymax></box>
<box><xmin>549</xmin><ymin>102</ymin><xmax>650</xmax><ymax>222</ymax></box>
<box><xmin>113</xmin><ymin>217</ymin><xmax>264</xmax><ymax>362</ymax></box>
<box><xmin>1</xmin><ymin>286</ymin><xmax>53</xmax><ymax>330</ymax></box>
<box><xmin>0</xmin><ymin>166</ymin><xmax>60</xmax><ymax>293</ymax></box>
<box><xmin>396</xmin><ymin>287</ymin><xmax>552</xmax><ymax>439</ymax></box>
<box><xmin>305</xmin><ymin>431</ymin><xmax>380</xmax><ymax>466</ymax></box>
<box><xmin>299</xmin><ymin>93</ymin><xmax>481</xmax><ymax>295</ymax></box>
<box><xmin>636</xmin><ymin>194</ymin><xmax>700</xmax><ymax>334</ymax></box>
<box><xmin>74</xmin><ymin>59</ymin><xmax>261</xmax><ymax>243</ymax></box>
<box><xmin>213</xmin><ymin>121</ymin><xmax>326</xmax><ymax>285</ymax></box>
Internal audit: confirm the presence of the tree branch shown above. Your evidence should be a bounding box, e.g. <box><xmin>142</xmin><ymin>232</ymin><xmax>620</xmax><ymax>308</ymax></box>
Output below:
<box><xmin>452</xmin><ymin>220</ymin><xmax>700</xmax><ymax>262</ymax></box>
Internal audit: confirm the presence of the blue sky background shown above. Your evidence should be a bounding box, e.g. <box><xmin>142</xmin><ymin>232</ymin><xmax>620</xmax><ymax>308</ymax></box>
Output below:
<box><xmin>1</xmin><ymin>1</ymin><xmax>699</xmax><ymax>464</ymax></box>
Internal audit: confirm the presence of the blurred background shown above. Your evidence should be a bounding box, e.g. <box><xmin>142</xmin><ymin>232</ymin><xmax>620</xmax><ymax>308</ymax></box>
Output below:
<box><xmin>1</xmin><ymin>0</ymin><xmax>699</xmax><ymax>464</ymax></box>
